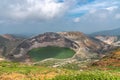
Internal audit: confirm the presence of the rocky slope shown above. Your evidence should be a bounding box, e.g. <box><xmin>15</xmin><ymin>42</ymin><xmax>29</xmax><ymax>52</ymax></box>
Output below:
<box><xmin>0</xmin><ymin>36</ymin><xmax>9</xmax><ymax>57</ymax></box>
<box><xmin>92</xmin><ymin>48</ymin><xmax>120</xmax><ymax>67</ymax></box>
<box><xmin>0</xmin><ymin>34</ymin><xmax>24</xmax><ymax>58</ymax></box>
<box><xmin>8</xmin><ymin>32</ymin><xmax>112</xmax><ymax>62</ymax></box>
<box><xmin>95</xmin><ymin>35</ymin><xmax>120</xmax><ymax>46</ymax></box>
<box><xmin>58</xmin><ymin>32</ymin><xmax>111</xmax><ymax>60</ymax></box>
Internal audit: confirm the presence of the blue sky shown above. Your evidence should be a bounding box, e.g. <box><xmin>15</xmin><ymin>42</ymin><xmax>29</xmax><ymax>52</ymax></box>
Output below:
<box><xmin>0</xmin><ymin>0</ymin><xmax>120</xmax><ymax>34</ymax></box>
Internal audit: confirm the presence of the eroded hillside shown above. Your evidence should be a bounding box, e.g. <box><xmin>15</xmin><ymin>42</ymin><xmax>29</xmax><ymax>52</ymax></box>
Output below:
<box><xmin>92</xmin><ymin>48</ymin><xmax>120</xmax><ymax>67</ymax></box>
<box><xmin>7</xmin><ymin>32</ymin><xmax>112</xmax><ymax>62</ymax></box>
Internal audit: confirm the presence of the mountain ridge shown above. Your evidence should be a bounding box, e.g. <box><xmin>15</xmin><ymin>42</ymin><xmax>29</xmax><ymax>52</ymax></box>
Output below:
<box><xmin>91</xmin><ymin>28</ymin><xmax>120</xmax><ymax>36</ymax></box>
<box><xmin>7</xmin><ymin>32</ymin><xmax>112</xmax><ymax>62</ymax></box>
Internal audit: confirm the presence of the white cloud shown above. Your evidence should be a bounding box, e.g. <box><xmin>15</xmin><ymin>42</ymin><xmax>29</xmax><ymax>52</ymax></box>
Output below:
<box><xmin>106</xmin><ymin>6</ymin><xmax>118</xmax><ymax>11</ymax></box>
<box><xmin>0</xmin><ymin>0</ymin><xmax>120</xmax><ymax>34</ymax></box>
<box><xmin>2</xmin><ymin>0</ymin><xmax>120</xmax><ymax>22</ymax></box>
<box><xmin>115</xmin><ymin>14</ymin><xmax>120</xmax><ymax>19</ymax></box>
<box><xmin>73</xmin><ymin>17</ymin><xmax>80</xmax><ymax>23</ymax></box>
<box><xmin>8</xmin><ymin>0</ymin><xmax>68</xmax><ymax>20</ymax></box>
<box><xmin>70</xmin><ymin>0</ymin><xmax>120</xmax><ymax>14</ymax></box>
<box><xmin>0</xmin><ymin>20</ymin><xmax>4</xmax><ymax>24</ymax></box>
<box><xmin>89</xmin><ymin>9</ymin><xmax>97</xmax><ymax>14</ymax></box>
<box><xmin>72</xmin><ymin>7</ymin><xmax>120</xmax><ymax>32</ymax></box>
<box><xmin>98</xmin><ymin>13</ymin><xmax>108</xmax><ymax>19</ymax></box>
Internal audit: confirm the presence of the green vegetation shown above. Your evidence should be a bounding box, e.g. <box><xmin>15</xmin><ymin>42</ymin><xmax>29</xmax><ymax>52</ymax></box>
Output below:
<box><xmin>28</xmin><ymin>46</ymin><xmax>75</xmax><ymax>61</ymax></box>
<box><xmin>1</xmin><ymin>47</ymin><xmax>120</xmax><ymax>80</ymax></box>
<box><xmin>0</xmin><ymin>61</ymin><xmax>119</xmax><ymax>80</ymax></box>
<box><xmin>0</xmin><ymin>61</ymin><xmax>47</xmax><ymax>74</ymax></box>
<box><xmin>52</xmin><ymin>71</ymin><xmax>120</xmax><ymax>80</ymax></box>
<box><xmin>0</xmin><ymin>61</ymin><xmax>72</xmax><ymax>80</ymax></box>
<box><xmin>59</xmin><ymin>63</ymin><xmax>80</xmax><ymax>70</ymax></box>
<box><xmin>107</xmin><ymin>66</ymin><xmax>120</xmax><ymax>72</ymax></box>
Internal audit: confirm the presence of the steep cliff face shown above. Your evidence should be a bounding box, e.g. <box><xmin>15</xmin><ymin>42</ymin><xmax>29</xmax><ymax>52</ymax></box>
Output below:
<box><xmin>58</xmin><ymin>32</ymin><xmax>108</xmax><ymax>51</ymax></box>
<box><xmin>58</xmin><ymin>32</ymin><xmax>111</xmax><ymax>60</ymax></box>
<box><xmin>9</xmin><ymin>32</ymin><xmax>79</xmax><ymax>61</ymax></box>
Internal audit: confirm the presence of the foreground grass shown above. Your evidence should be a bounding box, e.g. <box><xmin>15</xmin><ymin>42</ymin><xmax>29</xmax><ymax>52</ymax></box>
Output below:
<box><xmin>52</xmin><ymin>71</ymin><xmax>120</xmax><ymax>80</ymax></box>
<box><xmin>0</xmin><ymin>61</ymin><xmax>119</xmax><ymax>80</ymax></box>
<box><xmin>0</xmin><ymin>61</ymin><xmax>71</xmax><ymax>80</ymax></box>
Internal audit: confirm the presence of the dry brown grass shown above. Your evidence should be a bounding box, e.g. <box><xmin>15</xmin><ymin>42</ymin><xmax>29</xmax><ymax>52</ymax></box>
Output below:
<box><xmin>92</xmin><ymin>49</ymin><xmax>120</xmax><ymax>67</ymax></box>
<box><xmin>0</xmin><ymin>73</ymin><xmax>25</xmax><ymax>80</ymax></box>
<box><xmin>0</xmin><ymin>71</ymin><xmax>58</xmax><ymax>80</ymax></box>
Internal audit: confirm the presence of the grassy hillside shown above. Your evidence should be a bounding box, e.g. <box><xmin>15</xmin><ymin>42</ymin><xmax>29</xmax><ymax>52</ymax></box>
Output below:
<box><xmin>52</xmin><ymin>71</ymin><xmax>120</xmax><ymax>80</ymax></box>
<box><xmin>28</xmin><ymin>46</ymin><xmax>75</xmax><ymax>61</ymax></box>
<box><xmin>0</xmin><ymin>61</ymin><xmax>119</xmax><ymax>80</ymax></box>
<box><xmin>92</xmin><ymin>48</ymin><xmax>120</xmax><ymax>67</ymax></box>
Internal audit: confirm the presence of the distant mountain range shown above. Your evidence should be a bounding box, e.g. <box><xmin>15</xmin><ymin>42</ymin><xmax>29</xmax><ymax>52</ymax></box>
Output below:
<box><xmin>91</xmin><ymin>28</ymin><xmax>120</xmax><ymax>36</ymax></box>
